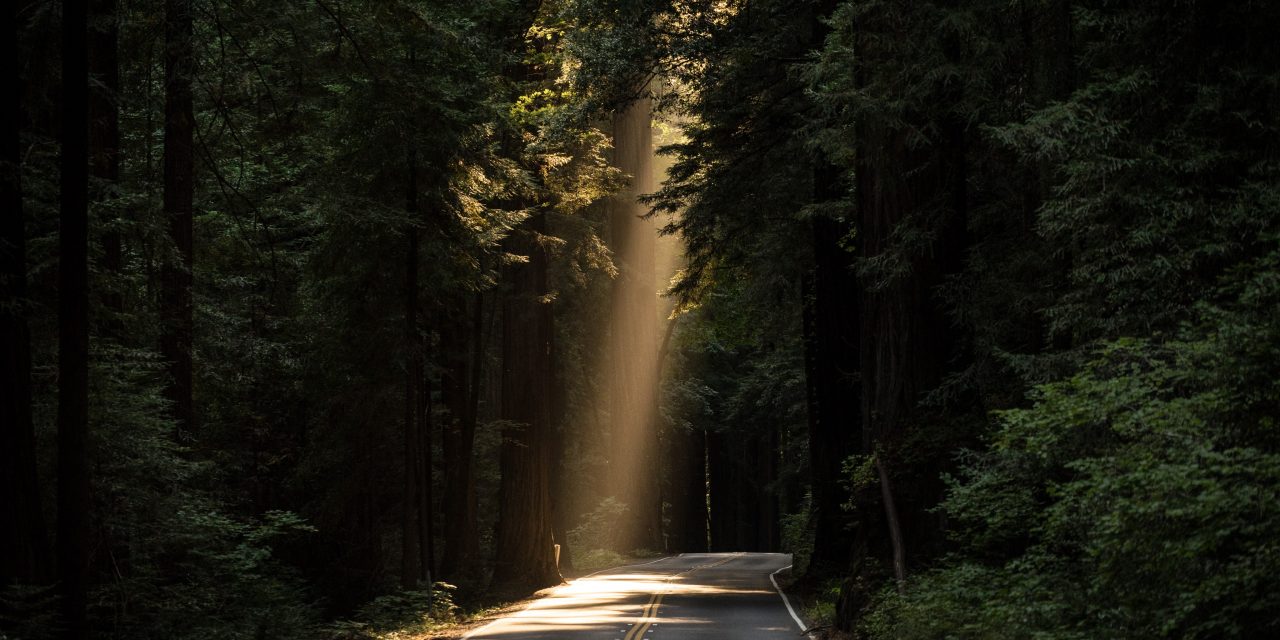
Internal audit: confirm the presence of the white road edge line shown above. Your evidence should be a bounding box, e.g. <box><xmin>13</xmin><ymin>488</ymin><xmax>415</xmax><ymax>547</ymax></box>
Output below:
<box><xmin>461</xmin><ymin>554</ymin><xmax>677</xmax><ymax>639</ymax></box>
<box><xmin>769</xmin><ymin>564</ymin><xmax>808</xmax><ymax>633</ymax></box>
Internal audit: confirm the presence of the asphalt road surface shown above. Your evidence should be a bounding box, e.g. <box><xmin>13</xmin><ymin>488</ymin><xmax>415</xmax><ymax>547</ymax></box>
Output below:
<box><xmin>464</xmin><ymin>552</ymin><xmax>807</xmax><ymax>640</ymax></box>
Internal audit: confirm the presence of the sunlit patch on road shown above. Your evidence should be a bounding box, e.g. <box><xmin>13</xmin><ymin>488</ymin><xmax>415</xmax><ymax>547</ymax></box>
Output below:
<box><xmin>465</xmin><ymin>553</ymin><xmax>802</xmax><ymax>639</ymax></box>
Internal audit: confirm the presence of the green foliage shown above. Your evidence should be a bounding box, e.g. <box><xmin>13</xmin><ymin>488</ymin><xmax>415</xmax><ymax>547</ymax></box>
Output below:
<box><xmin>866</xmin><ymin>329</ymin><xmax>1280</xmax><ymax>638</ymax></box>
<box><xmin>808</xmin><ymin>0</ymin><xmax>1280</xmax><ymax>636</ymax></box>
<box><xmin>780</xmin><ymin>492</ymin><xmax>814</xmax><ymax>576</ymax></box>
<box><xmin>840</xmin><ymin>455</ymin><xmax>877</xmax><ymax>509</ymax></box>
<box><xmin>566</xmin><ymin>499</ymin><xmax>668</xmax><ymax>571</ymax></box>
<box><xmin>572</xmin><ymin>549</ymin><xmax>629</xmax><ymax>573</ymax></box>
<box><xmin>13</xmin><ymin>0</ymin><xmax>1278</xmax><ymax>636</ymax></box>
<box><xmin>568</xmin><ymin>497</ymin><xmax>630</xmax><ymax>554</ymax></box>
<box><xmin>16</xmin><ymin>0</ymin><xmax>634</xmax><ymax>634</ymax></box>
<box><xmin>324</xmin><ymin>585</ymin><xmax>459</xmax><ymax>640</ymax></box>
<box><xmin>803</xmin><ymin>579</ymin><xmax>842</xmax><ymax>631</ymax></box>
<box><xmin>87</xmin><ymin>348</ymin><xmax>319</xmax><ymax>640</ymax></box>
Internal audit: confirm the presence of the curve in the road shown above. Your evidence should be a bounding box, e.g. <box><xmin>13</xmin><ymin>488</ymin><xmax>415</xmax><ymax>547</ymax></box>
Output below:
<box><xmin>768</xmin><ymin>564</ymin><xmax>806</xmax><ymax>632</ymax></box>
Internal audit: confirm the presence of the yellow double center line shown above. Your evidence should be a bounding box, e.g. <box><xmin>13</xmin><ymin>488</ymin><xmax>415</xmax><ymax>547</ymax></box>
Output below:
<box><xmin>624</xmin><ymin>592</ymin><xmax>665</xmax><ymax>640</ymax></box>
<box><xmin>623</xmin><ymin>553</ymin><xmax>743</xmax><ymax>640</ymax></box>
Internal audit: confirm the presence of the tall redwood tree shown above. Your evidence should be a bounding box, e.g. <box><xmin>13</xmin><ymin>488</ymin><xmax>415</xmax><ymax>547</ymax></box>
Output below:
<box><xmin>606</xmin><ymin>93</ymin><xmax>662</xmax><ymax>553</ymax></box>
<box><xmin>160</xmin><ymin>0</ymin><xmax>194</xmax><ymax>436</ymax></box>
<box><xmin>492</xmin><ymin>210</ymin><xmax>562</xmax><ymax>591</ymax></box>
<box><xmin>57</xmin><ymin>0</ymin><xmax>92</xmax><ymax>635</ymax></box>
<box><xmin>1</xmin><ymin>0</ymin><xmax>50</xmax><ymax>589</ymax></box>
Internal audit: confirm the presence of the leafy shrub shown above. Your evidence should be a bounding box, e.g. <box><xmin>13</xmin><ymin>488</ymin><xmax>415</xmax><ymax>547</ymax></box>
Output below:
<box><xmin>568</xmin><ymin>497</ymin><xmax>629</xmax><ymax>553</ymax></box>
<box><xmin>801</xmin><ymin>578</ymin><xmax>842</xmax><ymax>630</ymax></box>
<box><xmin>780</xmin><ymin>491</ymin><xmax>814</xmax><ymax>575</ymax></box>
<box><xmin>573</xmin><ymin>549</ymin><xmax>629</xmax><ymax>572</ymax></box>
<box><xmin>864</xmin><ymin>314</ymin><xmax>1280</xmax><ymax>639</ymax></box>
<box><xmin>324</xmin><ymin>584</ymin><xmax>459</xmax><ymax>640</ymax></box>
<box><xmin>85</xmin><ymin>348</ymin><xmax>320</xmax><ymax>640</ymax></box>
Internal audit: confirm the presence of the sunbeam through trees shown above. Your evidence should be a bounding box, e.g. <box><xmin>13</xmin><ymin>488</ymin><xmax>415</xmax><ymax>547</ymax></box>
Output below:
<box><xmin>3</xmin><ymin>1</ymin><xmax>1279</xmax><ymax>639</ymax></box>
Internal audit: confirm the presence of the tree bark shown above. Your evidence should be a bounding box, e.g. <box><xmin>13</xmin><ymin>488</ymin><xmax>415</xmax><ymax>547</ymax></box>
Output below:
<box><xmin>812</xmin><ymin>0</ymin><xmax>974</xmax><ymax>628</ymax></box>
<box><xmin>801</xmin><ymin>211</ymin><xmax>860</xmax><ymax>572</ymax></box>
<box><xmin>419</xmin><ymin>365</ymin><xmax>434</xmax><ymax>584</ymax></box>
<box><xmin>667</xmin><ymin>426</ymin><xmax>708</xmax><ymax>553</ymax></box>
<box><xmin>492</xmin><ymin>211</ymin><xmax>562</xmax><ymax>592</ymax></box>
<box><xmin>441</xmin><ymin>294</ymin><xmax>480</xmax><ymax>581</ymax></box>
<box><xmin>607</xmin><ymin>92</ymin><xmax>662</xmax><ymax>553</ymax></box>
<box><xmin>161</xmin><ymin>0</ymin><xmax>194</xmax><ymax>438</ymax></box>
<box><xmin>1</xmin><ymin>0</ymin><xmax>50</xmax><ymax>588</ymax></box>
<box><xmin>875</xmin><ymin>455</ymin><xmax>906</xmax><ymax>590</ymax></box>
<box><xmin>491</xmin><ymin>0</ymin><xmax>564</xmax><ymax>593</ymax></box>
<box><xmin>58</xmin><ymin>0</ymin><xmax>92</xmax><ymax>635</ymax></box>
<box><xmin>835</xmin><ymin>6</ymin><xmax>970</xmax><ymax>629</ymax></box>
<box><xmin>401</xmin><ymin>147</ymin><xmax>424</xmax><ymax>589</ymax></box>
<box><xmin>549</xmin><ymin>327</ymin><xmax>574</xmax><ymax>572</ymax></box>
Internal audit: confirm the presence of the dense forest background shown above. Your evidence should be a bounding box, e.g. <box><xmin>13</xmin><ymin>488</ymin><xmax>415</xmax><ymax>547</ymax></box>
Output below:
<box><xmin>3</xmin><ymin>0</ymin><xmax>1279</xmax><ymax>639</ymax></box>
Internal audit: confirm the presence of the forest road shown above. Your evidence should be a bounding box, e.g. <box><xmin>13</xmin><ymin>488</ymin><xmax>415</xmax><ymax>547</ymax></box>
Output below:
<box><xmin>463</xmin><ymin>552</ymin><xmax>807</xmax><ymax>639</ymax></box>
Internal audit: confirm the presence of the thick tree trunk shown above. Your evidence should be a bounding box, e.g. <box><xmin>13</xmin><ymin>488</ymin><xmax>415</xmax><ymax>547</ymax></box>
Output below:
<box><xmin>1</xmin><ymin>0</ymin><xmax>50</xmax><ymax>588</ymax></box>
<box><xmin>855</xmin><ymin>102</ymin><xmax>967</xmax><ymax>536</ymax></box>
<box><xmin>401</xmin><ymin>147</ymin><xmax>424</xmax><ymax>589</ymax></box>
<box><xmin>58</xmin><ymin>0</ymin><xmax>92</xmax><ymax>635</ymax></box>
<box><xmin>161</xmin><ymin>0</ymin><xmax>194</xmax><ymax>438</ymax></box>
<box><xmin>801</xmin><ymin>210</ymin><xmax>860</xmax><ymax>572</ymax></box>
<box><xmin>401</xmin><ymin>234</ymin><xmax>421</xmax><ymax>589</ymax></box>
<box><xmin>492</xmin><ymin>211</ymin><xmax>562</xmax><ymax>592</ymax></box>
<box><xmin>714</xmin><ymin>428</ymin><xmax>778</xmax><ymax>553</ymax></box>
<box><xmin>824</xmin><ymin>1</ymin><xmax>976</xmax><ymax>628</ymax></box>
<box><xmin>835</xmin><ymin>19</ymin><xmax>970</xmax><ymax>631</ymax></box>
<box><xmin>440</xmin><ymin>294</ymin><xmax>480</xmax><ymax>581</ymax></box>
<box><xmin>607</xmin><ymin>93</ymin><xmax>662</xmax><ymax>553</ymax></box>
<box><xmin>757</xmin><ymin>422</ymin><xmax>780</xmax><ymax>551</ymax></box>
<box><xmin>667</xmin><ymin>427</ymin><xmax>707</xmax><ymax>553</ymax></box>
<box><xmin>490</xmin><ymin>0</ymin><xmax>560</xmax><ymax>593</ymax></box>
<box><xmin>419</xmin><ymin>368</ymin><xmax>433</xmax><ymax>584</ymax></box>
<box><xmin>549</xmin><ymin>330</ymin><xmax>574</xmax><ymax>572</ymax></box>
<box><xmin>706</xmin><ymin>430</ymin><xmax>734</xmax><ymax>552</ymax></box>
